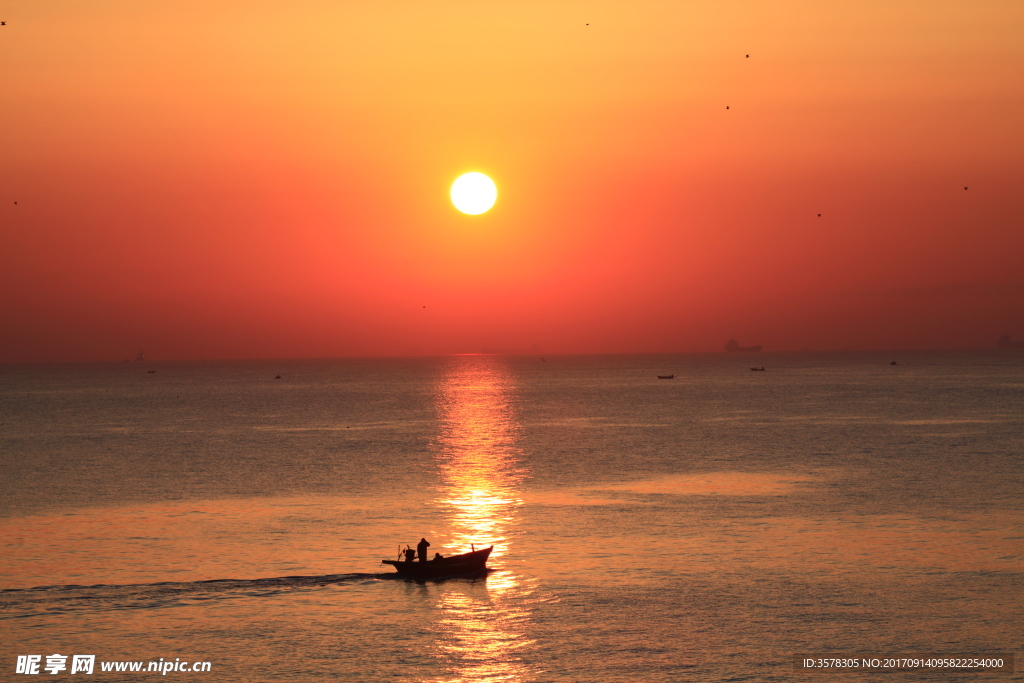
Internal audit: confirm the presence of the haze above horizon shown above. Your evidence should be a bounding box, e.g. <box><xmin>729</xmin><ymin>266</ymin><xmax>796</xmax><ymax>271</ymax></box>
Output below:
<box><xmin>2</xmin><ymin>0</ymin><xmax>1022</xmax><ymax>362</ymax></box>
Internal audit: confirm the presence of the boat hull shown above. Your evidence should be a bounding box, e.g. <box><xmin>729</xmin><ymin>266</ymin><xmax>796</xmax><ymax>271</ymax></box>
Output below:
<box><xmin>382</xmin><ymin>546</ymin><xmax>493</xmax><ymax>579</ymax></box>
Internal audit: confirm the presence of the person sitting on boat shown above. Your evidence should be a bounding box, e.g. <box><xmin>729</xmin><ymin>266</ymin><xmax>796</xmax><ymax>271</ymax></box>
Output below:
<box><xmin>403</xmin><ymin>547</ymin><xmax>416</xmax><ymax>563</ymax></box>
<box><xmin>417</xmin><ymin>537</ymin><xmax>430</xmax><ymax>562</ymax></box>
<box><xmin>433</xmin><ymin>552</ymin><xmax>444</xmax><ymax>561</ymax></box>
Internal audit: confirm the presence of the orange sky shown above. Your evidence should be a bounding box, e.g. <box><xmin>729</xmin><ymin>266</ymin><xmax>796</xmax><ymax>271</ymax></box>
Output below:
<box><xmin>2</xmin><ymin>0</ymin><xmax>1022</xmax><ymax>361</ymax></box>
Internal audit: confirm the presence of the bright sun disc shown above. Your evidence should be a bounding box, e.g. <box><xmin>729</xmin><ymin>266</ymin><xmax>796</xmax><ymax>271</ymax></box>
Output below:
<box><xmin>450</xmin><ymin>172</ymin><xmax>497</xmax><ymax>215</ymax></box>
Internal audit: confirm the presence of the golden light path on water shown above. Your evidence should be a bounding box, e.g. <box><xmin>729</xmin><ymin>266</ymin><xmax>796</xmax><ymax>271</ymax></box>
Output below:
<box><xmin>427</xmin><ymin>356</ymin><xmax>538</xmax><ymax>683</ymax></box>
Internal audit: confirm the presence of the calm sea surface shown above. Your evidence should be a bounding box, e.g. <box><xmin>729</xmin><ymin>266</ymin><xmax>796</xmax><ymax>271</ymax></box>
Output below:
<box><xmin>1</xmin><ymin>352</ymin><xmax>1021</xmax><ymax>681</ymax></box>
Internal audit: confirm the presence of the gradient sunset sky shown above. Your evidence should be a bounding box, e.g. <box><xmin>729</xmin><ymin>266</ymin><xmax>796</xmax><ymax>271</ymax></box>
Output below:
<box><xmin>2</xmin><ymin>0</ymin><xmax>1022</xmax><ymax>361</ymax></box>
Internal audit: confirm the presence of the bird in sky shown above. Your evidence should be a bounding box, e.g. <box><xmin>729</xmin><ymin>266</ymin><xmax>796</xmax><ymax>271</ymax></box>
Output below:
<box><xmin>817</xmin><ymin>214</ymin><xmax>821</xmax><ymax>217</ymax></box>
<box><xmin>726</xmin><ymin>106</ymin><xmax>730</xmax><ymax>109</ymax></box>
<box><xmin>745</xmin><ymin>54</ymin><xmax>749</xmax><ymax>58</ymax></box>
<box><xmin>964</xmin><ymin>186</ymin><xmax>969</xmax><ymax>190</ymax></box>
<box><xmin>1</xmin><ymin>21</ymin><xmax>6</xmax><ymax>26</ymax></box>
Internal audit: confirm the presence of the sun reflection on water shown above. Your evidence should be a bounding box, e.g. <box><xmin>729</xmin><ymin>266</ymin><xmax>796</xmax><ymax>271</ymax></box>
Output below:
<box><xmin>427</xmin><ymin>356</ymin><xmax>538</xmax><ymax>683</ymax></box>
<box><xmin>433</xmin><ymin>357</ymin><xmax>526</xmax><ymax>557</ymax></box>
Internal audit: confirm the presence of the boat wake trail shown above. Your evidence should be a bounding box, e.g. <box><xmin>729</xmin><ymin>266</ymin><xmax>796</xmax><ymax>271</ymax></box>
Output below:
<box><xmin>0</xmin><ymin>572</ymin><xmax>397</xmax><ymax>619</ymax></box>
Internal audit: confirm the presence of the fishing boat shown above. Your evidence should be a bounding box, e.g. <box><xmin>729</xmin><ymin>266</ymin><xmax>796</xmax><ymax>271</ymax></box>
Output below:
<box><xmin>657</xmin><ymin>374</ymin><xmax>675</xmax><ymax>379</ymax></box>
<box><xmin>382</xmin><ymin>546</ymin><xmax>493</xmax><ymax>579</ymax></box>
<box><xmin>750</xmin><ymin>366</ymin><xmax>765</xmax><ymax>371</ymax></box>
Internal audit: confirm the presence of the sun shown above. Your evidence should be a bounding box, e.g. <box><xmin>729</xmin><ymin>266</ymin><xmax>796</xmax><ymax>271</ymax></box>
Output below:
<box><xmin>450</xmin><ymin>172</ymin><xmax>497</xmax><ymax>215</ymax></box>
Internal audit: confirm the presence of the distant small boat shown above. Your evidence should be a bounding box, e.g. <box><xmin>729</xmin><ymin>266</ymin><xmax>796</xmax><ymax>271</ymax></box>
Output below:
<box><xmin>657</xmin><ymin>374</ymin><xmax>675</xmax><ymax>379</ymax></box>
<box><xmin>382</xmin><ymin>546</ymin><xmax>492</xmax><ymax>580</ymax></box>
<box><xmin>725</xmin><ymin>338</ymin><xmax>763</xmax><ymax>352</ymax></box>
<box><xmin>147</xmin><ymin>370</ymin><xmax>156</xmax><ymax>374</ymax></box>
<box><xmin>890</xmin><ymin>361</ymin><xmax>897</xmax><ymax>365</ymax></box>
<box><xmin>275</xmin><ymin>375</ymin><xmax>282</xmax><ymax>379</ymax></box>
<box><xmin>750</xmin><ymin>366</ymin><xmax>765</xmax><ymax>371</ymax></box>
<box><xmin>997</xmin><ymin>334</ymin><xmax>1024</xmax><ymax>350</ymax></box>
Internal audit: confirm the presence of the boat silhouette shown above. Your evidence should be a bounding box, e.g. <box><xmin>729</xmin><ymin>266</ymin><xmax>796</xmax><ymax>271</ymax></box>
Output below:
<box><xmin>725</xmin><ymin>338</ymin><xmax>762</xmax><ymax>352</ymax></box>
<box><xmin>997</xmin><ymin>335</ymin><xmax>1024</xmax><ymax>349</ymax></box>
<box><xmin>382</xmin><ymin>546</ymin><xmax>492</xmax><ymax>580</ymax></box>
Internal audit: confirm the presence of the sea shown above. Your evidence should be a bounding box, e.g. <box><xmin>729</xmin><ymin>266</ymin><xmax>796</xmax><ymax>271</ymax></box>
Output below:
<box><xmin>0</xmin><ymin>352</ymin><xmax>1021</xmax><ymax>682</ymax></box>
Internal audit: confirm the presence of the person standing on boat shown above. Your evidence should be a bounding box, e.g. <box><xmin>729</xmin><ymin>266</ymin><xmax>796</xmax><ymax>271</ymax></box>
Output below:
<box><xmin>416</xmin><ymin>537</ymin><xmax>430</xmax><ymax>562</ymax></box>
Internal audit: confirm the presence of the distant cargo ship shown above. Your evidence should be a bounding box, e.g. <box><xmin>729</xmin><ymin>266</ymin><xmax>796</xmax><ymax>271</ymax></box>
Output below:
<box><xmin>725</xmin><ymin>338</ymin><xmax>762</xmax><ymax>352</ymax></box>
<box><xmin>997</xmin><ymin>335</ymin><xmax>1024</xmax><ymax>349</ymax></box>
